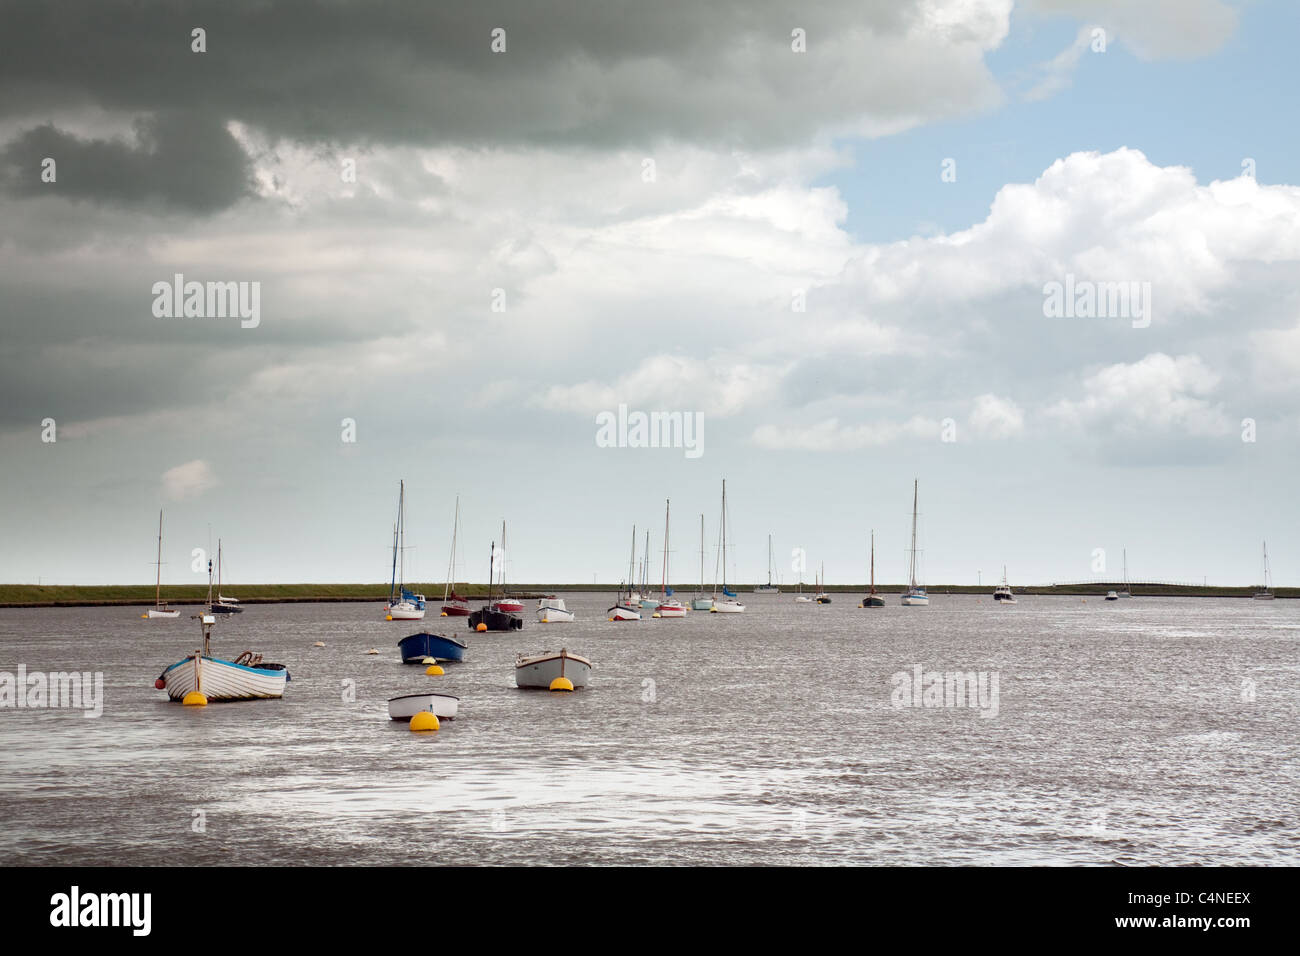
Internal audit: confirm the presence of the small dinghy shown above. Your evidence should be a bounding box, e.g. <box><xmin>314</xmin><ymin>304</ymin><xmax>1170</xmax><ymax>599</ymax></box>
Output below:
<box><xmin>536</xmin><ymin>597</ymin><xmax>575</xmax><ymax>623</ymax></box>
<box><xmin>398</xmin><ymin>632</ymin><xmax>468</xmax><ymax>663</ymax></box>
<box><xmin>387</xmin><ymin>692</ymin><xmax>459</xmax><ymax>721</ymax></box>
<box><xmin>515</xmin><ymin>648</ymin><xmax>591</xmax><ymax>690</ymax></box>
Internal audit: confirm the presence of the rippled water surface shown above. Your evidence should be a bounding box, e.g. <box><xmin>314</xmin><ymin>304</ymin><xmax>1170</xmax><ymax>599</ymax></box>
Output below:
<box><xmin>2</xmin><ymin>595</ymin><xmax>1298</xmax><ymax>865</ymax></box>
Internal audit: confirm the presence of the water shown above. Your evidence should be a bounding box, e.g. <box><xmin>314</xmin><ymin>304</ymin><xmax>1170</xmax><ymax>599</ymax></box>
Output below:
<box><xmin>2</xmin><ymin>594</ymin><xmax>1297</xmax><ymax>865</ymax></box>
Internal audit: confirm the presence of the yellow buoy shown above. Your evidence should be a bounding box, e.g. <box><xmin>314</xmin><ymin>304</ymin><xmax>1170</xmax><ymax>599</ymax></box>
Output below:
<box><xmin>421</xmin><ymin>656</ymin><xmax>435</xmax><ymax>664</ymax></box>
<box><xmin>425</xmin><ymin>664</ymin><xmax>444</xmax><ymax>675</ymax></box>
<box><xmin>440</xmin><ymin>612</ymin><xmax>448</xmax><ymax>617</ymax></box>
<box><xmin>141</xmin><ymin>613</ymin><xmax>148</xmax><ymax>619</ymax></box>
<box><xmin>182</xmin><ymin>691</ymin><xmax>208</xmax><ymax>707</ymax></box>
<box><xmin>710</xmin><ymin>607</ymin><xmax>718</xmax><ymax>613</ymax></box>
<box><xmin>476</xmin><ymin>623</ymin><xmax>488</xmax><ymax>632</ymax></box>
<box><xmin>367</xmin><ymin>648</ymin><xmax>379</xmax><ymax>655</ymax></box>
<box><xmin>409</xmin><ymin>711</ymin><xmax>439</xmax><ymax>732</ymax></box>
<box><xmin>386</xmin><ymin>614</ymin><xmax>393</xmax><ymax>621</ymax></box>
<box><xmin>549</xmin><ymin>676</ymin><xmax>574</xmax><ymax>692</ymax></box>
<box><xmin>652</xmin><ymin>612</ymin><xmax>661</xmax><ymax>618</ymax></box>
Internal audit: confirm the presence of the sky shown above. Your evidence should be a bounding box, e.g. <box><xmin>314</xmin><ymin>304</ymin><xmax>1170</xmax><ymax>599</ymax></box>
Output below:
<box><xmin>1</xmin><ymin>0</ymin><xmax>1297</xmax><ymax>588</ymax></box>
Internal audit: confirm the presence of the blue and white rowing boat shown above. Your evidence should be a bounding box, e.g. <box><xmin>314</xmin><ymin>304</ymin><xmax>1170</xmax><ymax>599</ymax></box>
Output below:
<box><xmin>397</xmin><ymin>631</ymin><xmax>468</xmax><ymax>663</ymax></box>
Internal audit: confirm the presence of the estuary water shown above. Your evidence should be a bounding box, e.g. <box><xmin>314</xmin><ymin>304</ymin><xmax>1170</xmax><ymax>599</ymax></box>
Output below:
<box><xmin>1</xmin><ymin>594</ymin><xmax>1297</xmax><ymax>866</ymax></box>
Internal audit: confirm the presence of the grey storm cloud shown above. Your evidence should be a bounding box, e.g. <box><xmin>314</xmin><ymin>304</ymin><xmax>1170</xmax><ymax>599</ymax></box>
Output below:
<box><xmin>0</xmin><ymin>1</ymin><xmax>1000</xmax><ymax>152</ymax></box>
<box><xmin>0</xmin><ymin>113</ymin><xmax>254</xmax><ymax>211</ymax></box>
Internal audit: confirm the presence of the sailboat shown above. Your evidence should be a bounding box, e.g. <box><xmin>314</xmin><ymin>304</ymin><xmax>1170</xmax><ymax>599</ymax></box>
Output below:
<box><xmin>710</xmin><ymin>479</ymin><xmax>745</xmax><ymax>613</ymax></box>
<box><xmin>440</xmin><ymin>496</ymin><xmax>470</xmax><ymax>616</ymax></box>
<box><xmin>144</xmin><ymin>509</ymin><xmax>180</xmax><ymax>619</ymax></box>
<box><xmin>209</xmin><ymin>539</ymin><xmax>243</xmax><ymax>614</ymax></box>
<box><xmin>155</xmin><ymin>556</ymin><xmax>288</xmax><ymax>701</ymax></box>
<box><xmin>692</xmin><ymin>514</ymin><xmax>714</xmax><ymax>610</ymax></box>
<box><xmin>1254</xmin><ymin>541</ymin><xmax>1275</xmax><ymax>600</ymax></box>
<box><xmin>639</xmin><ymin>529</ymin><xmax>660</xmax><ymax>610</ymax></box>
<box><xmin>992</xmin><ymin>566</ymin><xmax>1016</xmax><ymax>604</ymax></box>
<box><xmin>609</xmin><ymin>526</ymin><xmax>642</xmax><ymax>621</ymax></box>
<box><xmin>492</xmin><ymin>522</ymin><xmax>524</xmax><ymax>613</ymax></box>
<box><xmin>814</xmin><ymin>562</ymin><xmax>832</xmax><ymax>603</ymax></box>
<box><xmin>753</xmin><ymin>534</ymin><xmax>780</xmax><ymax>593</ymax></box>
<box><xmin>384</xmin><ymin>480</ymin><xmax>426</xmax><ymax>621</ymax></box>
<box><xmin>861</xmin><ymin>530</ymin><xmax>885</xmax><ymax>607</ymax></box>
<box><xmin>469</xmin><ymin>526</ymin><xmax>524</xmax><ymax>630</ymax></box>
<box><xmin>1116</xmin><ymin>549</ymin><xmax>1132</xmax><ymax>598</ymax></box>
<box><xmin>794</xmin><ymin>571</ymin><xmax>813</xmax><ymax>603</ymax></box>
<box><xmin>900</xmin><ymin>479</ymin><xmax>929</xmax><ymax>606</ymax></box>
<box><xmin>656</xmin><ymin>499</ymin><xmax>687</xmax><ymax>617</ymax></box>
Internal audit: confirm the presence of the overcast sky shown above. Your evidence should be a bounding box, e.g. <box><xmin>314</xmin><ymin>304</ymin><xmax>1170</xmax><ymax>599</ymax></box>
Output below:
<box><xmin>1</xmin><ymin>0</ymin><xmax>1297</xmax><ymax>587</ymax></box>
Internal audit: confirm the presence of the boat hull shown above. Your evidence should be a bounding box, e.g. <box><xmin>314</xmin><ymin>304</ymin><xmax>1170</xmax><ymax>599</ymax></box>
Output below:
<box><xmin>397</xmin><ymin>632</ymin><xmax>468</xmax><ymax>663</ymax></box>
<box><xmin>691</xmin><ymin>597</ymin><xmax>714</xmax><ymax>610</ymax></box>
<box><xmin>147</xmin><ymin>608</ymin><xmax>180</xmax><ymax>619</ymax></box>
<box><xmin>441</xmin><ymin>602</ymin><xmax>471</xmax><ymax>617</ymax></box>
<box><xmin>901</xmin><ymin>591</ymin><xmax>929</xmax><ymax>606</ymax></box>
<box><xmin>468</xmin><ymin>607</ymin><xmax>523</xmax><ymax>631</ymax></box>
<box><xmin>1254</xmin><ymin>592</ymin><xmax>1276</xmax><ymax>600</ymax></box>
<box><xmin>608</xmin><ymin>606</ymin><xmax>640</xmax><ymax>621</ymax></box>
<box><xmin>387</xmin><ymin>692</ymin><xmax>459</xmax><ymax>721</ymax></box>
<box><xmin>386</xmin><ymin>602</ymin><xmax>426</xmax><ymax>621</ymax></box>
<box><xmin>160</xmin><ymin>655</ymin><xmax>287</xmax><ymax>701</ymax></box>
<box><xmin>495</xmin><ymin>600</ymin><xmax>523</xmax><ymax>613</ymax></box>
<box><xmin>656</xmin><ymin>602</ymin><xmax>687</xmax><ymax>617</ymax></box>
<box><xmin>752</xmin><ymin>586</ymin><xmax>780</xmax><ymax>594</ymax></box>
<box><xmin>209</xmin><ymin>603</ymin><xmax>243</xmax><ymax>614</ymax></box>
<box><xmin>537</xmin><ymin>605</ymin><xmax>575</xmax><ymax>623</ymax></box>
<box><xmin>711</xmin><ymin>600</ymin><xmax>745</xmax><ymax>613</ymax></box>
<box><xmin>861</xmin><ymin>596</ymin><xmax>885</xmax><ymax>607</ymax></box>
<box><xmin>515</xmin><ymin>651</ymin><xmax>591</xmax><ymax>689</ymax></box>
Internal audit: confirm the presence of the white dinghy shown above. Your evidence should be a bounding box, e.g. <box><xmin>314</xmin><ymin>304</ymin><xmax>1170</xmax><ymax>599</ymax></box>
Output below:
<box><xmin>515</xmin><ymin>648</ymin><xmax>591</xmax><ymax>690</ymax></box>
<box><xmin>387</xmin><ymin>691</ymin><xmax>460</xmax><ymax>721</ymax></box>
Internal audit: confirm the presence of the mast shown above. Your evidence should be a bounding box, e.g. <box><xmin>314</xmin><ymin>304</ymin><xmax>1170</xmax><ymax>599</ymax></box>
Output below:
<box><xmin>499</xmin><ymin>521</ymin><xmax>508</xmax><ymax>596</ymax></box>
<box><xmin>487</xmin><ymin>540</ymin><xmax>495</xmax><ymax>603</ymax></box>
<box><xmin>642</xmin><ymin>529</ymin><xmax>650</xmax><ymax>595</ymax></box>
<box><xmin>699</xmin><ymin>514</ymin><xmax>705</xmax><ymax>596</ymax></box>
<box><xmin>155</xmin><ymin>509</ymin><xmax>164</xmax><ymax>609</ymax></box>
<box><xmin>661</xmin><ymin>499</ymin><xmax>670</xmax><ymax>598</ymax></box>
<box><xmin>908</xmin><ymin>479</ymin><xmax>919</xmax><ymax>591</ymax></box>
<box><xmin>767</xmin><ymin>533</ymin><xmax>773</xmax><ymax>587</ymax></box>
<box><xmin>627</xmin><ymin>525</ymin><xmax>637</xmax><ymax>600</ymax></box>
<box><xmin>719</xmin><ymin>479</ymin><xmax>727</xmax><ymax>596</ymax></box>
<box><xmin>398</xmin><ymin>481</ymin><xmax>405</xmax><ymax>594</ymax></box>
<box><xmin>870</xmin><ymin>530</ymin><xmax>876</xmax><ymax>595</ymax></box>
<box><xmin>443</xmin><ymin>496</ymin><xmax>459</xmax><ymax>603</ymax></box>
<box><xmin>217</xmin><ymin>538</ymin><xmax>223</xmax><ymax>598</ymax></box>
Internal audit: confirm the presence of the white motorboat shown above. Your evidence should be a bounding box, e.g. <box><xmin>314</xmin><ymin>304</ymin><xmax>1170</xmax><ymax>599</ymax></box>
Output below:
<box><xmin>993</xmin><ymin>566</ymin><xmax>1016</xmax><ymax>604</ymax></box>
<box><xmin>900</xmin><ymin>479</ymin><xmax>929</xmax><ymax>606</ymax></box>
<box><xmin>387</xmin><ymin>691</ymin><xmax>460</xmax><ymax>721</ymax></box>
<box><xmin>536</xmin><ymin>597</ymin><xmax>575</xmax><ymax>623</ymax></box>
<box><xmin>1105</xmin><ymin>590</ymin><xmax>1119</xmax><ymax>601</ymax></box>
<box><xmin>515</xmin><ymin>648</ymin><xmax>591</xmax><ymax>689</ymax></box>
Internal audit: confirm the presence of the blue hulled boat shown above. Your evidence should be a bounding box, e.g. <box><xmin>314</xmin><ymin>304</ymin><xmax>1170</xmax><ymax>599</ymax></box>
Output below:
<box><xmin>398</xmin><ymin>632</ymin><xmax>468</xmax><ymax>663</ymax></box>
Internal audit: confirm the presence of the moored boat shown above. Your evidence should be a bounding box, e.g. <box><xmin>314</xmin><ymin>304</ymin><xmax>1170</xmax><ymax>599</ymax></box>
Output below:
<box><xmin>469</xmin><ymin>528</ymin><xmax>523</xmax><ymax>630</ymax></box>
<box><xmin>692</xmin><ymin>514</ymin><xmax>714</xmax><ymax>610</ymax></box>
<box><xmin>654</xmin><ymin>499</ymin><xmax>687</xmax><ymax>617</ymax></box>
<box><xmin>156</xmin><ymin>564</ymin><xmax>287</xmax><ymax>702</ymax></box>
<box><xmin>992</xmin><ymin>566</ymin><xmax>1016</xmax><ymax>604</ymax></box>
<box><xmin>397</xmin><ymin>631</ymin><xmax>468</xmax><ymax>663</ymax></box>
<box><xmin>609</xmin><ymin>526</ymin><xmax>643</xmax><ymax>620</ymax></box>
<box><xmin>209</xmin><ymin>540</ymin><xmax>243</xmax><ymax>614</ymax></box>
<box><xmin>515</xmin><ymin>647</ymin><xmax>591</xmax><ymax>689</ymax></box>
<box><xmin>1254</xmin><ymin>541</ymin><xmax>1275</xmax><ymax>600</ymax></box>
<box><xmin>387</xmin><ymin>691</ymin><xmax>459</xmax><ymax>721</ymax></box>
<box><xmin>146</xmin><ymin>509</ymin><xmax>180</xmax><ymax>618</ymax></box>
<box><xmin>536</xmin><ymin>597</ymin><xmax>575</xmax><ymax>623</ymax></box>
<box><xmin>440</xmin><ymin>496</ymin><xmax>471</xmax><ymax>616</ymax></box>
<box><xmin>753</xmin><ymin>534</ymin><xmax>781</xmax><ymax>593</ymax></box>
<box><xmin>384</xmin><ymin>480</ymin><xmax>426</xmax><ymax>621</ymax></box>
<box><xmin>709</xmin><ymin>479</ymin><xmax>746</xmax><ymax>613</ymax></box>
<box><xmin>1105</xmin><ymin>590</ymin><xmax>1119</xmax><ymax>601</ymax></box>
<box><xmin>900</xmin><ymin>479</ymin><xmax>929</xmax><ymax>606</ymax></box>
<box><xmin>861</xmin><ymin>530</ymin><xmax>885</xmax><ymax>607</ymax></box>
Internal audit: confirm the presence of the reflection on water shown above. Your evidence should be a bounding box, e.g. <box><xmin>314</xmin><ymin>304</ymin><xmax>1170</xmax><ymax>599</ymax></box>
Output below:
<box><xmin>1</xmin><ymin>594</ymin><xmax>1297</xmax><ymax>865</ymax></box>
